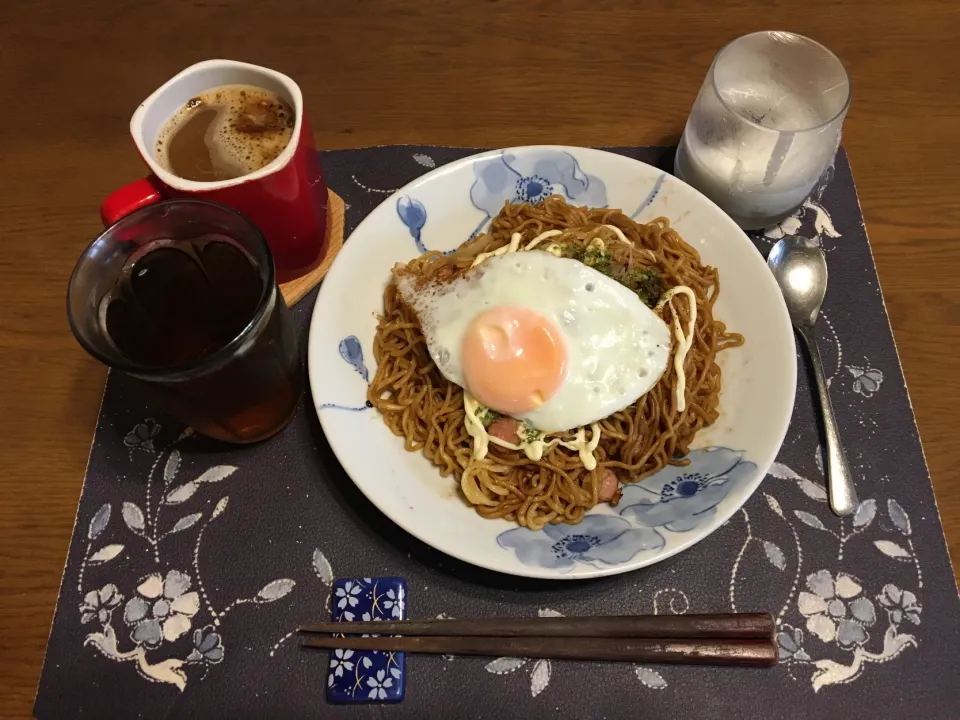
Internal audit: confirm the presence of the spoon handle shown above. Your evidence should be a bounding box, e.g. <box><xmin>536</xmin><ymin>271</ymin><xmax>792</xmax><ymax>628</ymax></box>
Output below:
<box><xmin>796</xmin><ymin>325</ymin><xmax>858</xmax><ymax>516</ymax></box>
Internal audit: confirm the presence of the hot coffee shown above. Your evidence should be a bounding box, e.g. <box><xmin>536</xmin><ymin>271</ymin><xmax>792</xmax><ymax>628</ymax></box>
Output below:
<box><xmin>155</xmin><ymin>84</ymin><xmax>295</xmax><ymax>182</ymax></box>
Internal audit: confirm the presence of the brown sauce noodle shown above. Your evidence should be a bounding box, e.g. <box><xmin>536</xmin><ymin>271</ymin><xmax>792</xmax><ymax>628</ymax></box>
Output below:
<box><xmin>368</xmin><ymin>196</ymin><xmax>743</xmax><ymax>531</ymax></box>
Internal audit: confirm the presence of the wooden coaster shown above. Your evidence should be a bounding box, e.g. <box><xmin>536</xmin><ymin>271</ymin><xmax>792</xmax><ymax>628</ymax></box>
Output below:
<box><xmin>279</xmin><ymin>189</ymin><xmax>345</xmax><ymax>306</ymax></box>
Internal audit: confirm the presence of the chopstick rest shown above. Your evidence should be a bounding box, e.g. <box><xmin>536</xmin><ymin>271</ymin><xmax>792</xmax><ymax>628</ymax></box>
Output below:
<box><xmin>326</xmin><ymin>577</ymin><xmax>407</xmax><ymax>704</ymax></box>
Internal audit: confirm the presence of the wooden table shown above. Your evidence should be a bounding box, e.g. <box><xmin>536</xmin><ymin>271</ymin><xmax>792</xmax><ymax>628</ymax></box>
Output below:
<box><xmin>2</xmin><ymin>0</ymin><xmax>958</xmax><ymax>715</ymax></box>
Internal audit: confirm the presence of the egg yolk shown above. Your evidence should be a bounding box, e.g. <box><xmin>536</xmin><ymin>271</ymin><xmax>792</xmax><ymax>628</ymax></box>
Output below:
<box><xmin>461</xmin><ymin>305</ymin><xmax>567</xmax><ymax>415</ymax></box>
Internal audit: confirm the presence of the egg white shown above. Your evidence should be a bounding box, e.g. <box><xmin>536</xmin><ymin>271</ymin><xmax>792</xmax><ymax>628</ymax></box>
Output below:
<box><xmin>397</xmin><ymin>250</ymin><xmax>672</xmax><ymax>432</ymax></box>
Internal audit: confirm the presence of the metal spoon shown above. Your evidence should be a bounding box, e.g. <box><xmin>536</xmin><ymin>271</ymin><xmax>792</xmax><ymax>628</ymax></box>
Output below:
<box><xmin>767</xmin><ymin>237</ymin><xmax>857</xmax><ymax>516</ymax></box>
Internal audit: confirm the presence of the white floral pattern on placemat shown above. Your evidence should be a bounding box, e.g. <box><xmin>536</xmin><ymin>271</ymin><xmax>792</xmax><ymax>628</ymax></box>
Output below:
<box><xmin>761</xmin><ymin>198</ymin><xmax>841</xmax><ymax>248</ymax></box>
<box><xmin>76</xmin><ymin>421</ymin><xmax>331</xmax><ymax>692</ymax></box>
<box><xmin>732</xmin><ymin>462</ymin><xmax>923</xmax><ymax>692</ymax></box>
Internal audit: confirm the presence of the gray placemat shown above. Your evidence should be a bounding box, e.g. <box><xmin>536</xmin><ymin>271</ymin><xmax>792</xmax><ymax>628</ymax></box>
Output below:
<box><xmin>35</xmin><ymin>146</ymin><xmax>960</xmax><ymax>719</ymax></box>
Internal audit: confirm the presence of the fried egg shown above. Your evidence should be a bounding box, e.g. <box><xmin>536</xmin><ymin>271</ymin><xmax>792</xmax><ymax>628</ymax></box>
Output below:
<box><xmin>396</xmin><ymin>250</ymin><xmax>672</xmax><ymax>432</ymax></box>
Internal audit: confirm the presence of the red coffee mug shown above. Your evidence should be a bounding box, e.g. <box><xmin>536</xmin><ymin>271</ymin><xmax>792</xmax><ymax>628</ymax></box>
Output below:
<box><xmin>101</xmin><ymin>59</ymin><xmax>328</xmax><ymax>283</ymax></box>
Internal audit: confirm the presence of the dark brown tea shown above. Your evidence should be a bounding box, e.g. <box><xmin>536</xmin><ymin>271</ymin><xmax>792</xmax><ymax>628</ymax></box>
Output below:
<box><xmin>101</xmin><ymin>236</ymin><xmax>302</xmax><ymax>442</ymax></box>
<box><xmin>155</xmin><ymin>84</ymin><xmax>295</xmax><ymax>182</ymax></box>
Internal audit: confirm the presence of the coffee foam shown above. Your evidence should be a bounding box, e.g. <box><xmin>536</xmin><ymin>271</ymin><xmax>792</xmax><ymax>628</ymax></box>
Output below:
<box><xmin>155</xmin><ymin>84</ymin><xmax>295</xmax><ymax>179</ymax></box>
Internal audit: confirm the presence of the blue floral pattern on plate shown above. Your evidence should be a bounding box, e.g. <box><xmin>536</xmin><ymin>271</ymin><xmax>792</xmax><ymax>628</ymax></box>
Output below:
<box><xmin>468</xmin><ymin>150</ymin><xmax>607</xmax><ymax>237</ymax></box>
<box><xmin>328</xmin><ymin>577</ymin><xmax>406</xmax><ymax>704</ymax></box>
<box><xmin>497</xmin><ymin>515</ymin><xmax>664</xmax><ymax>571</ymax></box>
<box><xmin>318</xmin><ymin>336</ymin><xmax>372</xmax><ymax>413</ymax></box>
<box><xmin>338</xmin><ymin>336</ymin><xmax>369</xmax><ymax>383</ymax></box>
<box><xmin>396</xmin><ymin>196</ymin><xmax>428</xmax><ymax>253</ymax></box>
<box><xmin>395</xmin><ymin>149</ymin><xmax>666</xmax><ymax>248</ymax></box>
<box><xmin>496</xmin><ymin>447</ymin><xmax>754</xmax><ymax>570</ymax></box>
<box><xmin>631</xmin><ymin>173</ymin><xmax>666</xmax><ymax>219</ymax></box>
<box><xmin>619</xmin><ymin>447</ymin><xmax>755</xmax><ymax>532</ymax></box>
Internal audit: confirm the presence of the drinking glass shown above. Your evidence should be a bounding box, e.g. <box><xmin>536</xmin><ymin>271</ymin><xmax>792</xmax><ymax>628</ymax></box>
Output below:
<box><xmin>675</xmin><ymin>31</ymin><xmax>850</xmax><ymax>230</ymax></box>
<box><xmin>68</xmin><ymin>199</ymin><xmax>303</xmax><ymax>443</ymax></box>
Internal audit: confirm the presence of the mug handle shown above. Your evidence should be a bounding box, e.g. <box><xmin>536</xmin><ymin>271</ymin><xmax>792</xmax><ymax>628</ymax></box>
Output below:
<box><xmin>100</xmin><ymin>176</ymin><xmax>166</xmax><ymax>227</ymax></box>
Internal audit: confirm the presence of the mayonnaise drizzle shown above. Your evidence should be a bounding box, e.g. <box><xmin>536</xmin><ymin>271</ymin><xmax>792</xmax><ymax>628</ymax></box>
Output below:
<box><xmin>602</xmin><ymin>224</ymin><xmax>633</xmax><ymax>246</ymax></box>
<box><xmin>524</xmin><ymin>229</ymin><xmax>564</xmax><ymax>251</ymax></box>
<box><xmin>656</xmin><ymin>286</ymin><xmax>698</xmax><ymax>411</ymax></box>
<box><xmin>470</xmin><ymin>230</ymin><xmax>563</xmax><ymax>268</ymax></box>
<box><xmin>472</xmin><ymin>226</ymin><xmax>630</xmax><ymax>269</ymax></box>
<box><xmin>463</xmin><ymin>394</ymin><xmax>494</xmax><ymax>459</ymax></box>
<box><xmin>555</xmin><ymin>423</ymin><xmax>603</xmax><ymax>470</ymax></box>
<box><xmin>463</xmin><ymin>394</ymin><xmax>602</xmax><ymax>470</ymax></box>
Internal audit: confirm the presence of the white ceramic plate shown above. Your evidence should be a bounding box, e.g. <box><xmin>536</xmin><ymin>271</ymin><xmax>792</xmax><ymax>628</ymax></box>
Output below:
<box><xmin>308</xmin><ymin>146</ymin><xmax>796</xmax><ymax>580</ymax></box>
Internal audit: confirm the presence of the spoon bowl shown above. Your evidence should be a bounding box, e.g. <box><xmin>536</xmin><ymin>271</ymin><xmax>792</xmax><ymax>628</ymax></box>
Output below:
<box><xmin>767</xmin><ymin>237</ymin><xmax>828</xmax><ymax>328</ymax></box>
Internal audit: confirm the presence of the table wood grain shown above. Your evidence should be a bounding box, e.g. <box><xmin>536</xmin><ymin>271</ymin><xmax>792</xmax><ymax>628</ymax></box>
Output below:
<box><xmin>2</xmin><ymin>0</ymin><xmax>958</xmax><ymax>715</ymax></box>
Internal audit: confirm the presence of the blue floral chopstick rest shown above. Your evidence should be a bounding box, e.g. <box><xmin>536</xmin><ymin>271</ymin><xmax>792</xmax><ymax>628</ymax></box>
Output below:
<box><xmin>327</xmin><ymin>577</ymin><xmax>406</xmax><ymax>704</ymax></box>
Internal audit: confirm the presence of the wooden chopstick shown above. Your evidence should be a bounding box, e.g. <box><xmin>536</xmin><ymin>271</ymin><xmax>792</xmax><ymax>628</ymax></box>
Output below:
<box><xmin>297</xmin><ymin>613</ymin><xmax>778</xmax><ymax>667</ymax></box>
<box><xmin>298</xmin><ymin>613</ymin><xmax>774</xmax><ymax>640</ymax></box>
<box><xmin>299</xmin><ymin>635</ymin><xmax>778</xmax><ymax>667</ymax></box>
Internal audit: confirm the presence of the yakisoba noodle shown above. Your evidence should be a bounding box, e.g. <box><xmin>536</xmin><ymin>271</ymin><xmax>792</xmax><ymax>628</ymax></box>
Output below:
<box><xmin>368</xmin><ymin>196</ymin><xmax>743</xmax><ymax>530</ymax></box>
